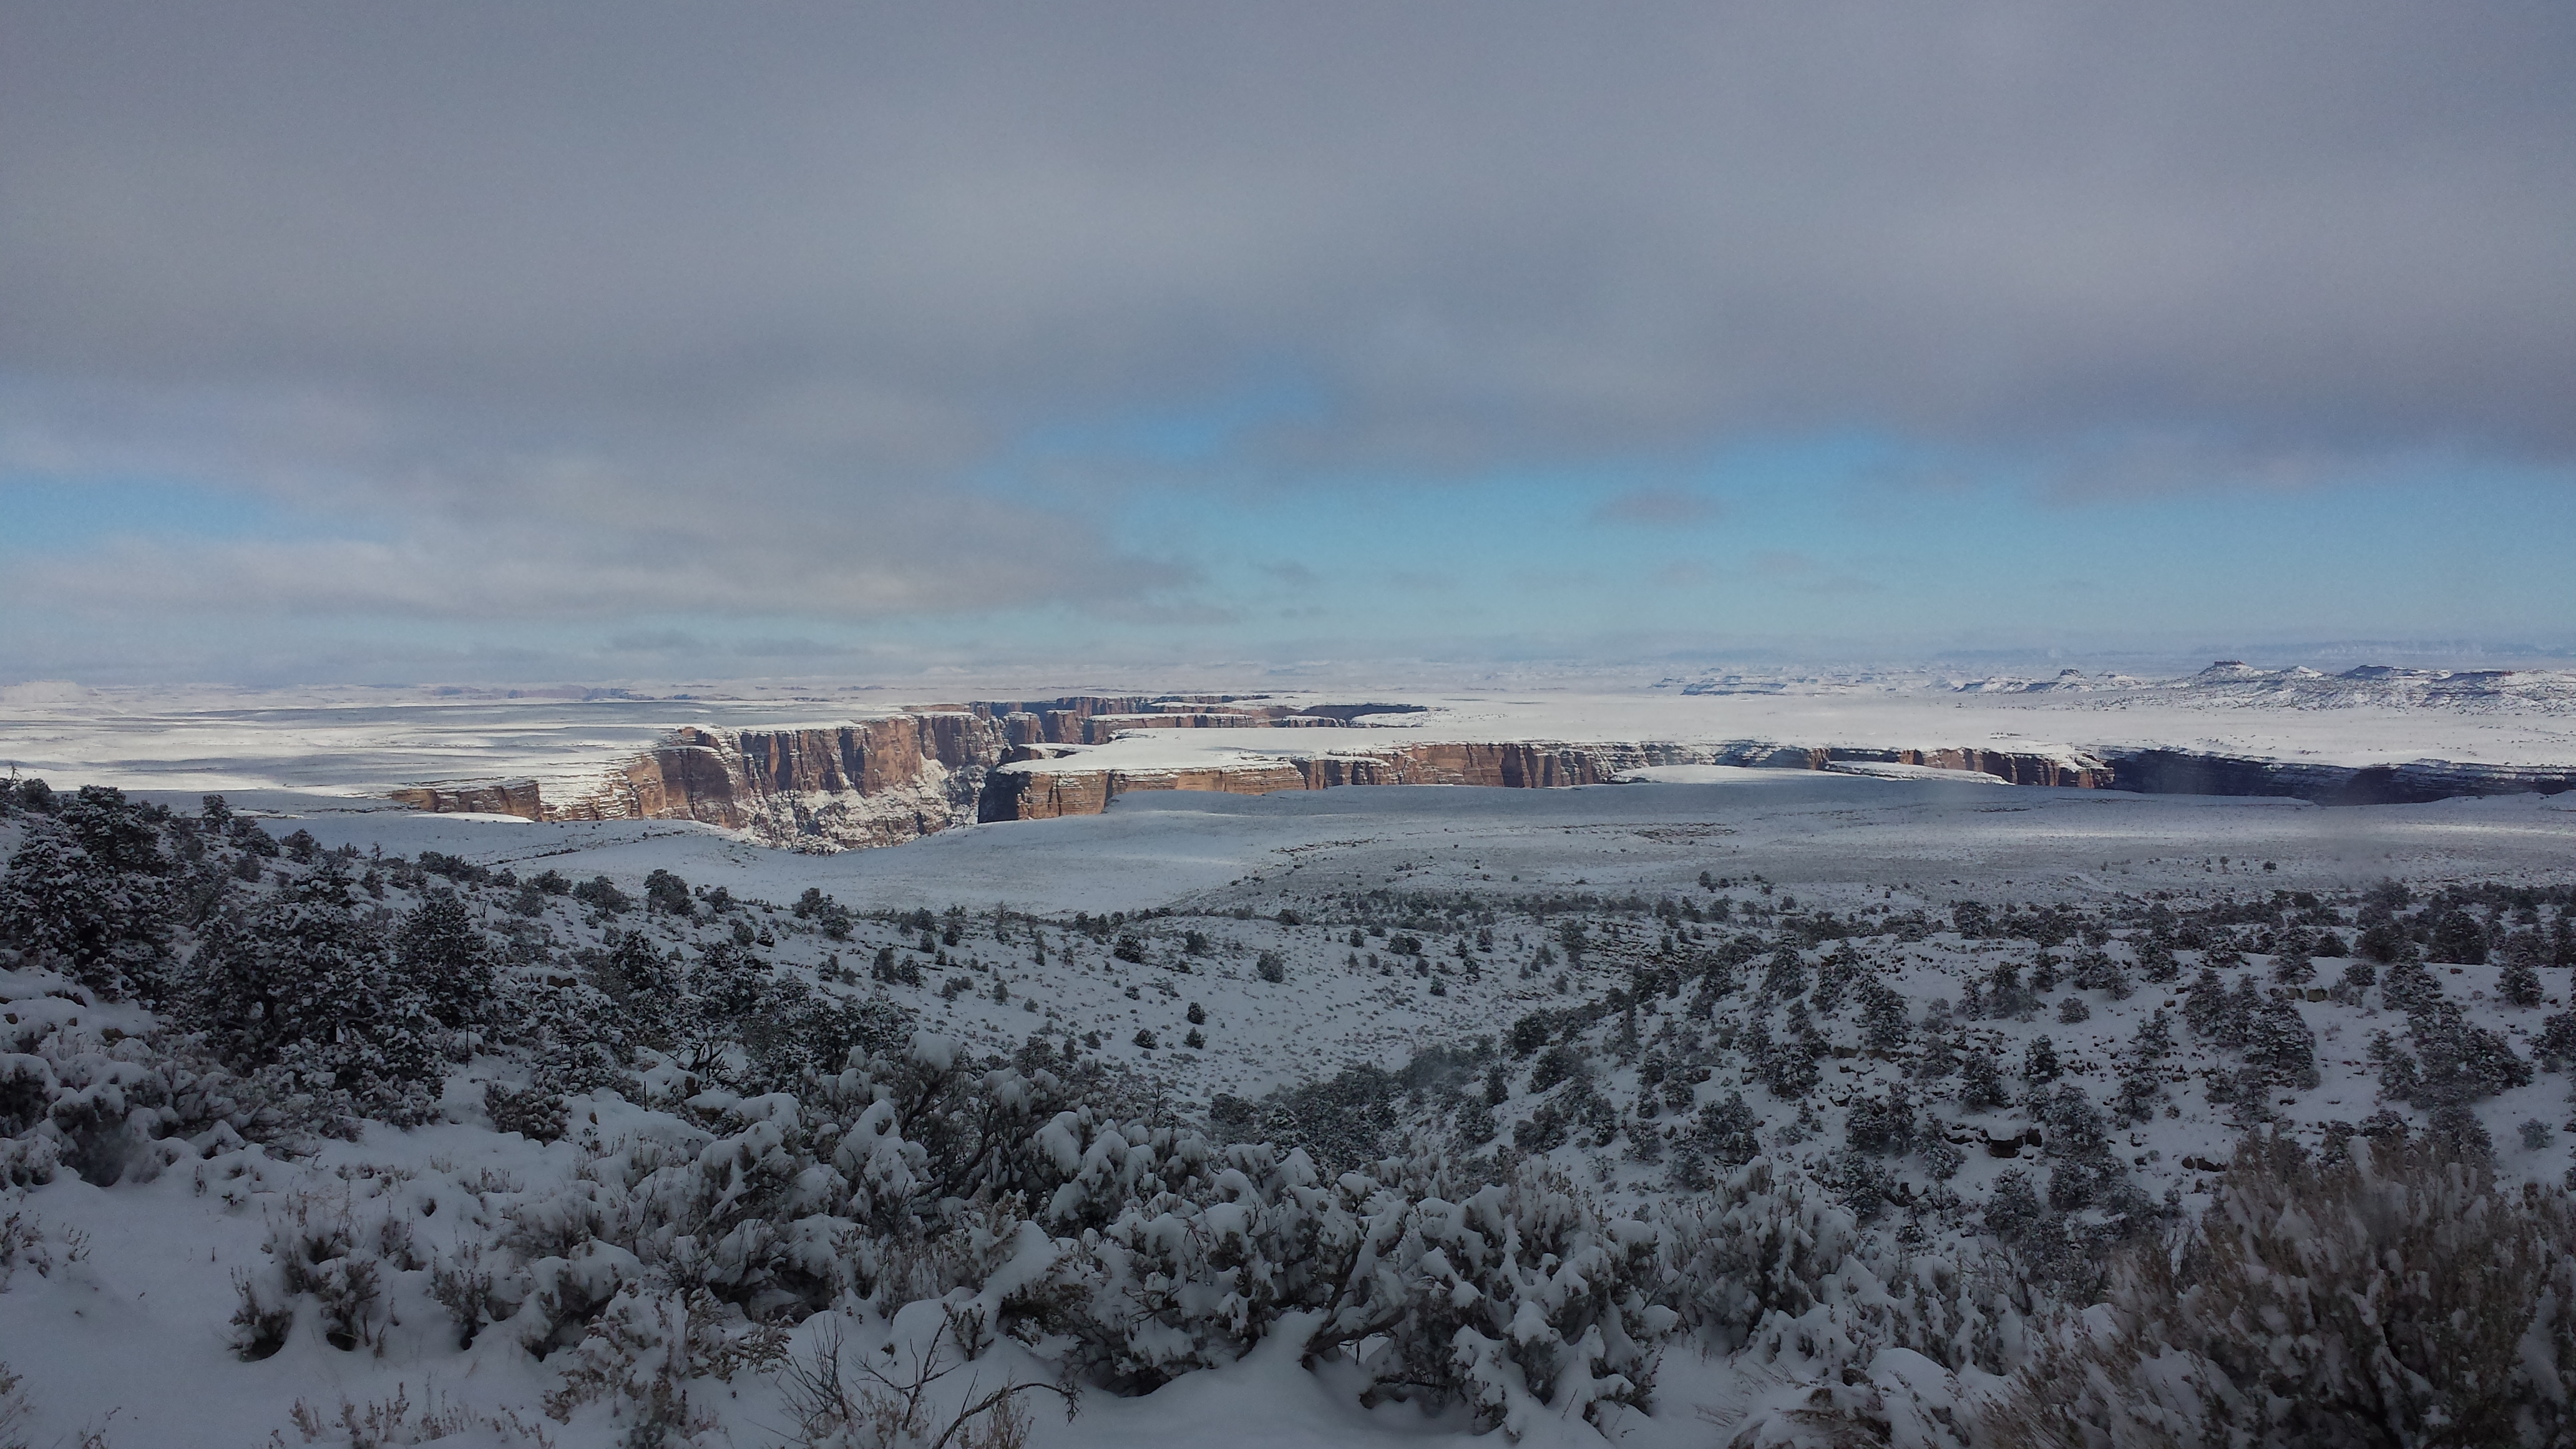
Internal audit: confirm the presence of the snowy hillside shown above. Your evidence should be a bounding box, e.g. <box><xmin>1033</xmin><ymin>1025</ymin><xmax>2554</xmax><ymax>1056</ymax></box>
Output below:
<box><xmin>2</xmin><ymin>775</ymin><xmax>2575</xmax><ymax>1447</ymax></box>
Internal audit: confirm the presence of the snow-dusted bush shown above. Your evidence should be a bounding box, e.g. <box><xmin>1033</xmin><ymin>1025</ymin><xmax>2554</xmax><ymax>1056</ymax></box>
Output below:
<box><xmin>1296</xmin><ymin>1155</ymin><xmax>1666</xmax><ymax>1435</ymax></box>
<box><xmin>0</xmin><ymin>786</ymin><xmax>175</xmax><ymax>1001</ymax></box>
<box><xmin>1856</xmin><ymin>976</ymin><xmax>1911</xmax><ymax>1051</ymax></box>
<box><xmin>391</xmin><ymin>892</ymin><xmax>497</xmax><ymax>1030</ymax></box>
<box><xmin>232</xmin><ymin>1181</ymin><xmax>427</xmax><ymax>1357</ymax></box>
<box><xmin>2535</xmin><ymin>1012</ymin><xmax>2576</xmax><ymax>1072</ymax></box>
<box><xmin>2371</xmin><ymin>998</ymin><xmax>2534</xmax><ymax>1108</ymax></box>
<box><xmin>1845</xmin><ymin>1083</ymin><xmax>1916</xmax><ymax>1157</ymax></box>
<box><xmin>188</xmin><ymin>867</ymin><xmax>443</xmax><ymax>1124</ymax></box>
<box><xmin>1</xmin><ymin>978</ymin><xmax>270</xmax><ymax>1185</ymax></box>
<box><xmin>2182</xmin><ymin>970</ymin><xmax>2320</xmax><ymax>1092</ymax></box>
<box><xmin>1986</xmin><ymin>1129</ymin><xmax>2576</xmax><ymax>1448</ymax></box>
<box><xmin>2328</xmin><ymin>957</ymin><xmax>2376</xmax><ymax>1005</ymax></box>
<box><xmin>1695</xmin><ymin>1091</ymin><xmax>1764</xmax><ymax>1168</ymax></box>
<box><xmin>2070</xmin><ymin>948</ymin><xmax>2131</xmax><ymax>1000</ymax></box>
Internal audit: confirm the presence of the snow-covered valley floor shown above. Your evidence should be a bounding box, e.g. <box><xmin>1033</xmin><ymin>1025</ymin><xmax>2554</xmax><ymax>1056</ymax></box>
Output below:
<box><xmin>4</xmin><ymin>774</ymin><xmax>2574</xmax><ymax>1447</ymax></box>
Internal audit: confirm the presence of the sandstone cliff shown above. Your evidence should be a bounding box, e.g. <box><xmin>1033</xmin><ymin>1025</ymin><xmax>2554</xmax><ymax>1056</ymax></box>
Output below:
<box><xmin>391</xmin><ymin>694</ymin><xmax>2568</xmax><ymax>850</ymax></box>
<box><xmin>385</xmin><ymin>697</ymin><xmax>1430</xmax><ymax>849</ymax></box>
<box><xmin>387</xmin><ymin>779</ymin><xmax>545</xmax><ymax>819</ymax></box>
<box><xmin>974</xmin><ymin>739</ymin><xmax>2116</xmax><ymax>822</ymax></box>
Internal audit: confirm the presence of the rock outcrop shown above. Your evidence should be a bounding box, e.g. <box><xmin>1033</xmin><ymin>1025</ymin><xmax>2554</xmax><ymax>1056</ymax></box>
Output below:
<box><xmin>976</xmin><ymin>739</ymin><xmax>2115</xmax><ymax>822</ymax></box>
<box><xmin>538</xmin><ymin>713</ymin><xmax>1014</xmax><ymax>849</ymax></box>
<box><xmin>386</xmin><ymin>697</ymin><xmax>1434</xmax><ymax>849</ymax></box>
<box><xmin>2099</xmin><ymin>750</ymin><xmax>2576</xmax><ymax>806</ymax></box>
<box><xmin>394</xmin><ymin>693</ymin><xmax>2570</xmax><ymax>851</ymax></box>
<box><xmin>387</xmin><ymin>779</ymin><xmax>545</xmax><ymax>819</ymax></box>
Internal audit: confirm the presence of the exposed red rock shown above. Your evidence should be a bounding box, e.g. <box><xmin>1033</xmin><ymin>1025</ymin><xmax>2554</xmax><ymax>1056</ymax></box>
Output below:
<box><xmin>974</xmin><ymin>739</ymin><xmax>2113</xmax><ymax>822</ymax></box>
<box><xmin>389</xmin><ymin>695</ymin><xmax>2112</xmax><ymax>848</ymax></box>
<box><xmin>387</xmin><ymin>779</ymin><xmax>545</xmax><ymax>819</ymax></box>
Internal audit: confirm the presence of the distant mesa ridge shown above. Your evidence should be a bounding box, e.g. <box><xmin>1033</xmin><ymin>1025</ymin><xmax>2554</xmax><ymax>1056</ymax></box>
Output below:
<box><xmin>978</xmin><ymin>741</ymin><xmax>2107</xmax><ymax>825</ymax></box>
<box><xmin>386</xmin><ymin>690</ymin><xmax>2576</xmax><ymax>851</ymax></box>
<box><xmin>389</xmin><ymin>696</ymin><xmax>1426</xmax><ymax>850</ymax></box>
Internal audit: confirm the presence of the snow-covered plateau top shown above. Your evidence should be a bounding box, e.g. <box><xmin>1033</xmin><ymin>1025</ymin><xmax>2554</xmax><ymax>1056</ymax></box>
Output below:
<box><xmin>4</xmin><ymin>665</ymin><xmax>2574</xmax><ymax>806</ymax></box>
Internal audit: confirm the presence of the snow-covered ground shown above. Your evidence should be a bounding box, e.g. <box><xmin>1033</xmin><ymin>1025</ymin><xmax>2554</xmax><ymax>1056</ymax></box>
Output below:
<box><xmin>4</xmin><ymin>770</ymin><xmax>2574</xmax><ymax>1447</ymax></box>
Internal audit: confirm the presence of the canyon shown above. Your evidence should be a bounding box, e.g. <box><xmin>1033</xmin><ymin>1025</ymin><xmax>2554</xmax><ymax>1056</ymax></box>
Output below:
<box><xmin>388</xmin><ymin>696</ymin><xmax>1433</xmax><ymax>850</ymax></box>
<box><xmin>378</xmin><ymin>690</ymin><xmax>2575</xmax><ymax>854</ymax></box>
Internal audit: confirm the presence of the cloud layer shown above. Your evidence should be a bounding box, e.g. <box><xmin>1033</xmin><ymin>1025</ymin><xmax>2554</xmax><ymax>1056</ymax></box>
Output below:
<box><xmin>2</xmin><ymin>2</ymin><xmax>2570</xmax><ymax>656</ymax></box>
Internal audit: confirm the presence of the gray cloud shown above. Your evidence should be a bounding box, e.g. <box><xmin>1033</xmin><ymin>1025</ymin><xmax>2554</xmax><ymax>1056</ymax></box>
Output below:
<box><xmin>2</xmin><ymin>1</ymin><xmax>2570</xmax><ymax>633</ymax></box>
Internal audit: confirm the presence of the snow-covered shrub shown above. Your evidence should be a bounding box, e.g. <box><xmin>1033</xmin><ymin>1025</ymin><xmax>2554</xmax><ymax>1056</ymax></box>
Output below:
<box><xmin>2328</xmin><ymin>957</ymin><xmax>2376</xmax><ymax>1005</ymax></box>
<box><xmin>2071</xmin><ymin>949</ymin><xmax>2131</xmax><ymax>1000</ymax></box>
<box><xmin>2371</xmin><ymin>998</ymin><xmax>2534</xmax><ymax>1108</ymax></box>
<box><xmin>2134</xmin><ymin>935</ymin><xmax>2179</xmax><ymax>983</ymax></box>
<box><xmin>1845</xmin><ymin>1083</ymin><xmax>1916</xmax><ymax>1156</ymax></box>
<box><xmin>391</xmin><ymin>892</ymin><xmax>496</xmax><ymax>1030</ymax></box>
<box><xmin>644</xmin><ymin>869</ymin><xmax>693</xmax><ymax>917</ymax></box>
<box><xmin>1749</xmin><ymin>1016</ymin><xmax>1823</xmax><ymax>1099</ymax></box>
<box><xmin>1821</xmin><ymin>1148</ymin><xmax>1900</xmax><ymax>1222</ymax></box>
<box><xmin>2182</xmin><ymin>971</ymin><xmax>2319</xmax><ymax>1091</ymax></box>
<box><xmin>232</xmin><ymin>1184</ymin><xmax>424</xmax><ymax>1357</ymax></box>
<box><xmin>1762</xmin><ymin>947</ymin><xmax>1809</xmax><ymax>1000</ymax></box>
<box><xmin>1811</xmin><ymin>950</ymin><xmax>1861</xmax><ymax>1015</ymax></box>
<box><xmin>1695</xmin><ymin>1091</ymin><xmax>1764</xmax><ymax>1168</ymax></box>
<box><xmin>485</xmin><ymin>1081</ymin><xmax>571</xmax><ymax>1141</ymax></box>
<box><xmin>284</xmin><ymin>1383</ymin><xmax>563</xmax><ymax>1448</ymax></box>
<box><xmin>511</xmin><ymin>977</ymin><xmax>635</xmax><ymax>1095</ymax></box>
<box><xmin>2380</xmin><ymin>957</ymin><xmax>2442</xmax><ymax>1014</ymax></box>
<box><xmin>0</xmin><ymin>786</ymin><xmax>175</xmax><ymax>1000</ymax></box>
<box><xmin>2535</xmin><ymin>1012</ymin><xmax>2576</xmax><ymax>1072</ymax></box>
<box><xmin>188</xmin><ymin>867</ymin><xmax>442</xmax><ymax>1124</ymax></box>
<box><xmin>541</xmin><ymin>1283</ymin><xmax>788</xmax><ymax>1434</ymax></box>
<box><xmin>1958</xmin><ymin>1052</ymin><xmax>2010</xmax><ymax>1112</ymax></box>
<box><xmin>1985</xmin><ymin>1129</ymin><xmax>2576</xmax><ymax>1449</ymax></box>
<box><xmin>573</xmin><ymin>874</ymin><xmax>634</xmax><ymax>914</ymax></box>
<box><xmin>1856</xmin><ymin>977</ymin><xmax>1911</xmax><ymax>1051</ymax></box>
<box><xmin>776</xmin><ymin>1306</ymin><xmax>1065</xmax><ymax>1449</ymax></box>
<box><xmin>1304</xmin><ymin>1158</ymin><xmax>1667</xmax><ymax>1436</ymax></box>
<box><xmin>1658</xmin><ymin>1159</ymin><xmax>1855</xmax><ymax>1352</ymax></box>
<box><xmin>1978</xmin><ymin>960</ymin><xmax>2039</xmax><ymax>1022</ymax></box>
<box><xmin>1</xmin><ymin>1004</ymin><xmax>270</xmax><ymax>1184</ymax></box>
<box><xmin>2110</xmin><ymin>1063</ymin><xmax>2164</xmax><ymax>1126</ymax></box>
<box><xmin>2503</xmin><ymin>955</ymin><xmax>2545</xmax><ymax>1008</ymax></box>
<box><xmin>1241</xmin><ymin>1061</ymin><xmax>1401</xmax><ymax>1169</ymax></box>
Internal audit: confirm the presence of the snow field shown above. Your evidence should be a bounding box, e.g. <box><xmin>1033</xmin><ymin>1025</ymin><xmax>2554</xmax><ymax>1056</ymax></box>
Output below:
<box><xmin>3</xmin><ymin>776</ymin><xmax>2575</xmax><ymax>1446</ymax></box>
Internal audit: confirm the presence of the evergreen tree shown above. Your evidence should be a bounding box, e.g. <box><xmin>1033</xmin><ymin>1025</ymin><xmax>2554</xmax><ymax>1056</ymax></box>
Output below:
<box><xmin>0</xmin><ymin>812</ymin><xmax>172</xmax><ymax>1000</ymax></box>
<box><xmin>1695</xmin><ymin>1090</ymin><xmax>1762</xmax><ymax>1166</ymax></box>
<box><xmin>2135</xmin><ymin>934</ymin><xmax>2180</xmax><ymax>983</ymax></box>
<box><xmin>1961</xmin><ymin>1050</ymin><xmax>2011</xmax><ymax>1111</ymax></box>
<box><xmin>2501</xmin><ymin>956</ymin><xmax>2545</xmax><ymax>1008</ymax></box>
<box><xmin>392</xmin><ymin>893</ymin><xmax>495</xmax><ymax>1029</ymax></box>
<box><xmin>192</xmin><ymin>867</ymin><xmax>439</xmax><ymax>1111</ymax></box>
<box><xmin>1856</xmin><ymin>977</ymin><xmax>1911</xmax><ymax>1051</ymax></box>
<box><xmin>2024</xmin><ymin>1036</ymin><xmax>2062</xmax><ymax>1088</ymax></box>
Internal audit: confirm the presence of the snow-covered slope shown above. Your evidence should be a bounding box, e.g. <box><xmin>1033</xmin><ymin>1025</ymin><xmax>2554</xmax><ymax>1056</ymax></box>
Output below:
<box><xmin>3</xmin><ymin>774</ymin><xmax>2574</xmax><ymax>1446</ymax></box>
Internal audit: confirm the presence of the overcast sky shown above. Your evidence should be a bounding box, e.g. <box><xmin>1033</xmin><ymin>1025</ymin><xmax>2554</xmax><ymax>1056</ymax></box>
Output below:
<box><xmin>4</xmin><ymin>2</ymin><xmax>2571</xmax><ymax>685</ymax></box>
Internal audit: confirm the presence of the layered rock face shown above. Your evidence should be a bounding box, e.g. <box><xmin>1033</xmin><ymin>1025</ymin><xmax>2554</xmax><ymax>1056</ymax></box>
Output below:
<box><xmin>388</xmin><ymin>698</ymin><xmax>1432</xmax><ymax>849</ymax></box>
<box><xmin>2099</xmin><ymin>750</ymin><xmax>2576</xmax><ymax>805</ymax></box>
<box><xmin>977</xmin><ymin>740</ymin><xmax>2114</xmax><ymax>822</ymax></box>
<box><xmin>387</xmin><ymin>779</ymin><xmax>545</xmax><ymax>818</ymax></box>
<box><xmin>532</xmin><ymin>713</ymin><xmax>1015</xmax><ymax>849</ymax></box>
<box><xmin>397</xmin><ymin>693</ymin><xmax>2570</xmax><ymax>850</ymax></box>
